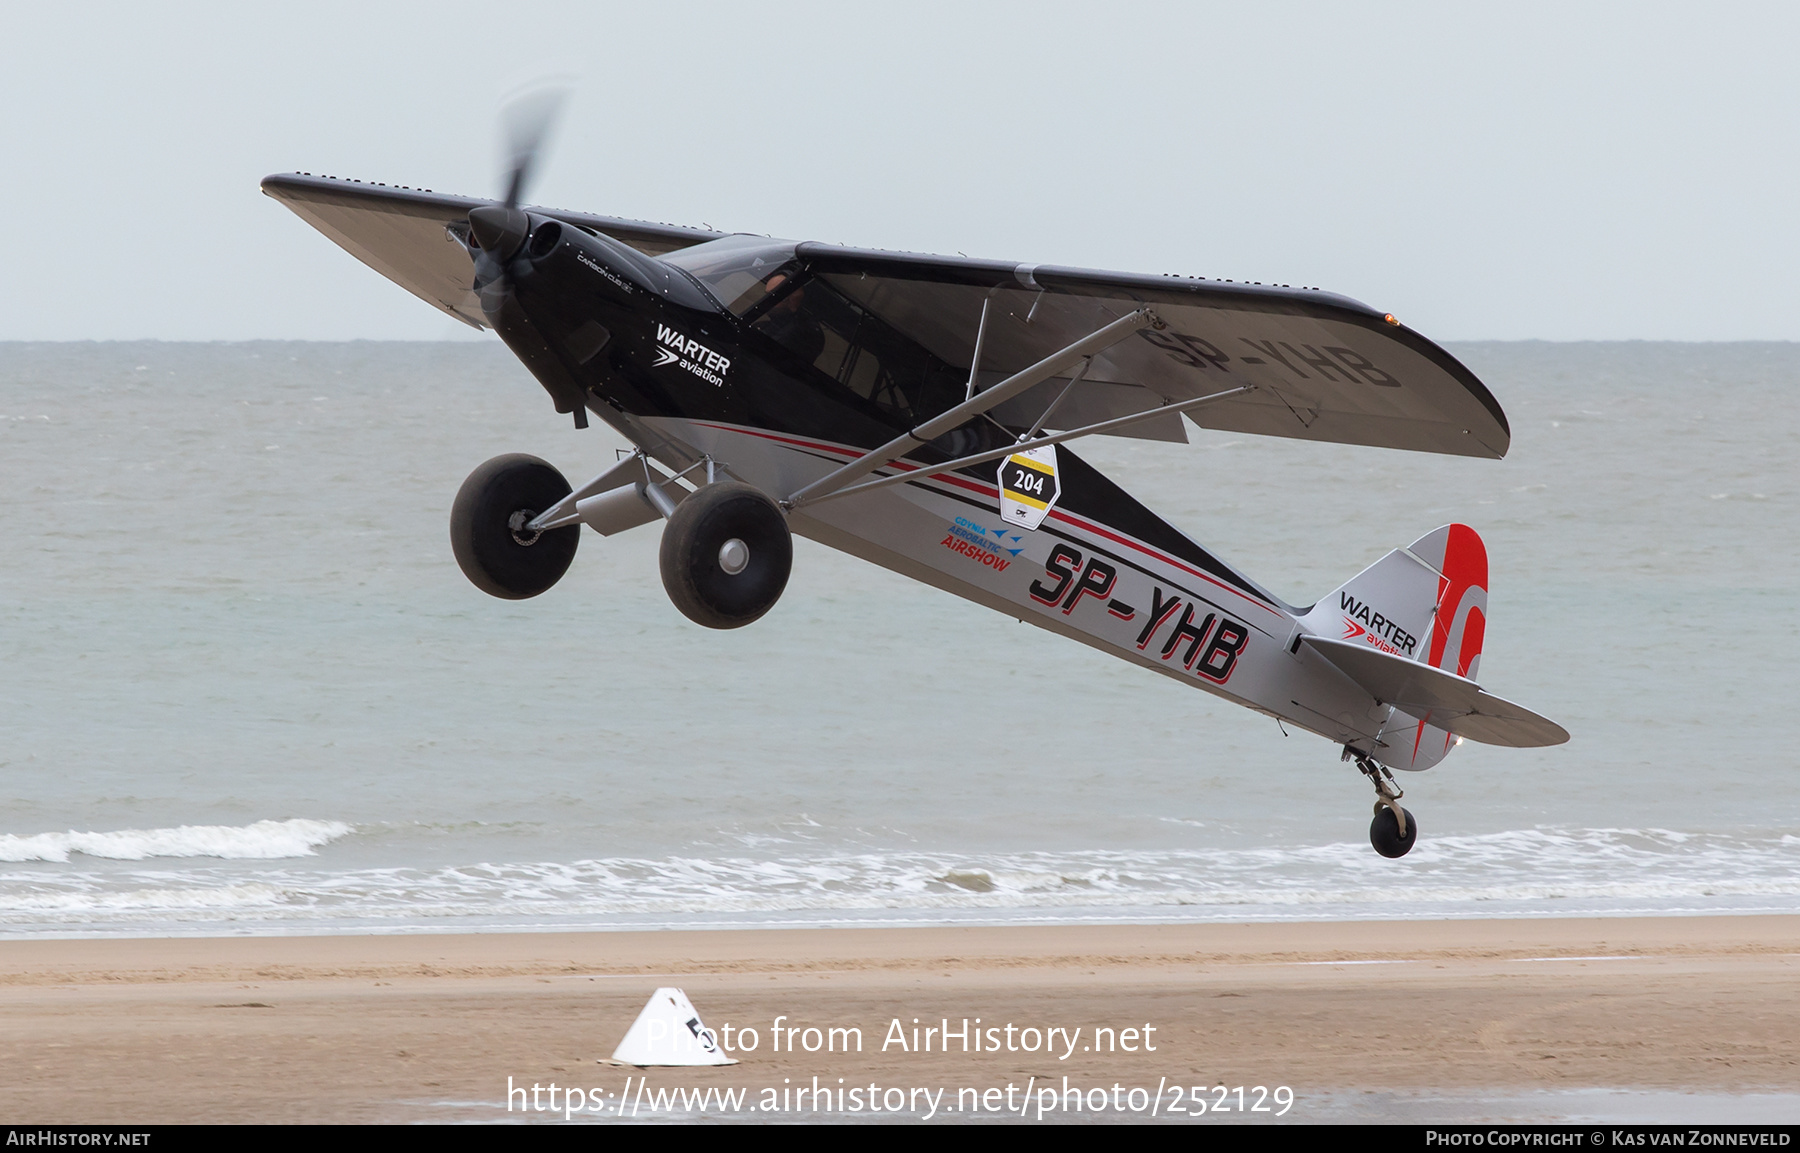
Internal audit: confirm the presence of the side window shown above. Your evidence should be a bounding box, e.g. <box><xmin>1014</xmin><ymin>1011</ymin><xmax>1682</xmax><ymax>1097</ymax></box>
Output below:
<box><xmin>813</xmin><ymin>324</ymin><xmax>852</xmax><ymax>381</ymax></box>
<box><xmin>751</xmin><ymin>274</ymin><xmax>969</xmax><ymax>429</ymax></box>
<box><xmin>842</xmin><ymin>336</ymin><xmax>895</xmax><ymax>411</ymax></box>
<box><xmin>753</xmin><ymin>275</ymin><xmax>856</xmax><ymax>382</ymax></box>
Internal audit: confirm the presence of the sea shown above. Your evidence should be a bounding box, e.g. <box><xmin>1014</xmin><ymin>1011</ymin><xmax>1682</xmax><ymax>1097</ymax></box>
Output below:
<box><xmin>0</xmin><ymin>340</ymin><xmax>1795</xmax><ymax>938</ymax></box>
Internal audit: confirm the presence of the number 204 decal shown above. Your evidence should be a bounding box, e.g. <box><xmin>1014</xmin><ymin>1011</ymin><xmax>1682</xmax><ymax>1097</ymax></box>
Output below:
<box><xmin>998</xmin><ymin>445</ymin><xmax>1060</xmax><ymax>531</ymax></box>
<box><xmin>1028</xmin><ymin>544</ymin><xmax>1249</xmax><ymax>684</ymax></box>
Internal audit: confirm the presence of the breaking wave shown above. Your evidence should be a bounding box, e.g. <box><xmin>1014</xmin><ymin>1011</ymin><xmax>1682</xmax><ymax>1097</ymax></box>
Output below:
<box><xmin>0</xmin><ymin>825</ymin><xmax>1796</xmax><ymax>934</ymax></box>
<box><xmin>0</xmin><ymin>819</ymin><xmax>353</xmax><ymax>863</ymax></box>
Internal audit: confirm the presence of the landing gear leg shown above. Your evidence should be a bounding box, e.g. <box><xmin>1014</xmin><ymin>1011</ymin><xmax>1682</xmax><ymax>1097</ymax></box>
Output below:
<box><xmin>1344</xmin><ymin>747</ymin><xmax>1418</xmax><ymax>859</ymax></box>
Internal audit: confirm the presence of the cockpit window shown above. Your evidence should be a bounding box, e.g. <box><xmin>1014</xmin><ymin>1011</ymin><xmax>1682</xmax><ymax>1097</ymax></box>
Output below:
<box><xmin>660</xmin><ymin>235</ymin><xmax>801</xmax><ymax>316</ymax></box>
<box><xmin>751</xmin><ymin>273</ymin><xmax>967</xmax><ymax>425</ymax></box>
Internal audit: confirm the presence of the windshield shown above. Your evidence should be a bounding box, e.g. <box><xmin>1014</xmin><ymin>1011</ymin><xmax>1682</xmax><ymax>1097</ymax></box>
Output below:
<box><xmin>660</xmin><ymin>235</ymin><xmax>800</xmax><ymax>315</ymax></box>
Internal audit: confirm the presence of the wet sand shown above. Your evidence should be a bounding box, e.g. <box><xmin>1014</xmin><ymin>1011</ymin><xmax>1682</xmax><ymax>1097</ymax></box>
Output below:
<box><xmin>1</xmin><ymin>916</ymin><xmax>1796</xmax><ymax>1123</ymax></box>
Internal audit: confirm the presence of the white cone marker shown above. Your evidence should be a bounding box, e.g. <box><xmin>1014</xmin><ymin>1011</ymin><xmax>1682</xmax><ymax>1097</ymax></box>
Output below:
<box><xmin>611</xmin><ymin>987</ymin><xmax>738</xmax><ymax>1067</ymax></box>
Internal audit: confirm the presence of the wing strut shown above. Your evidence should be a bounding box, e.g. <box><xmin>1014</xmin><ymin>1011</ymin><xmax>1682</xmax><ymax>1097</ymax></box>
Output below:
<box><xmin>788</xmin><ymin>383</ymin><xmax>1253</xmax><ymax>510</ymax></box>
<box><xmin>783</xmin><ymin>307</ymin><xmax>1159</xmax><ymax>508</ymax></box>
<box><xmin>964</xmin><ymin>288</ymin><xmax>1002</xmax><ymax>401</ymax></box>
<box><xmin>1019</xmin><ymin>355</ymin><xmax>1090</xmax><ymax>442</ymax></box>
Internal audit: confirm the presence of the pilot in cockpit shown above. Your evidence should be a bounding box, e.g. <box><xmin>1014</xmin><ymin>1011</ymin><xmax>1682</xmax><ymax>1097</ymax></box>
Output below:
<box><xmin>752</xmin><ymin>271</ymin><xmax>825</xmax><ymax>368</ymax></box>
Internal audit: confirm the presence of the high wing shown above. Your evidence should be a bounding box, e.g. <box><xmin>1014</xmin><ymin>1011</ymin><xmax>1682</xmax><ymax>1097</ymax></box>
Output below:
<box><xmin>262</xmin><ymin>173</ymin><xmax>1506</xmax><ymax>458</ymax></box>
<box><xmin>795</xmin><ymin>244</ymin><xmax>1509</xmax><ymax>458</ymax></box>
<box><xmin>260</xmin><ymin>173</ymin><xmax>723</xmax><ymax>329</ymax></box>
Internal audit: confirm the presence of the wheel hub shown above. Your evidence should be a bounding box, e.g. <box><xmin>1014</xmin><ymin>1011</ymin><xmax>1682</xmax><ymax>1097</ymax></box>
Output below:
<box><xmin>718</xmin><ymin>537</ymin><xmax>749</xmax><ymax>575</ymax></box>
<box><xmin>508</xmin><ymin>509</ymin><xmax>542</xmax><ymax>546</ymax></box>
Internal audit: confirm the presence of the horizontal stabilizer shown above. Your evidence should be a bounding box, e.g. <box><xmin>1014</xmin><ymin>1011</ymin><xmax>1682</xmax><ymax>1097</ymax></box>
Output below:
<box><xmin>1299</xmin><ymin>635</ymin><xmax>1568</xmax><ymax>748</ymax></box>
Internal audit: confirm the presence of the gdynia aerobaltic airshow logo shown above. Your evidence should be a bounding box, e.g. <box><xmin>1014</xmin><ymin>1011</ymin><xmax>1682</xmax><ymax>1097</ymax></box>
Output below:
<box><xmin>653</xmin><ymin>324</ymin><xmax>730</xmax><ymax>387</ymax></box>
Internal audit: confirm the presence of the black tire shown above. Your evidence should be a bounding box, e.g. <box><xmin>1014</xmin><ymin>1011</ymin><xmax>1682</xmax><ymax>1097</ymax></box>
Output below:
<box><xmin>659</xmin><ymin>482</ymin><xmax>791</xmax><ymax>628</ymax></box>
<box><xmin>449</xmin><ymin>454</ymin><xmax>579</xmax><ymax>599</ymax></box>
<box><xmin>1370</xmin><ymin>805</ymin><xmax>1419</xmax><ymax>858</ymax></box>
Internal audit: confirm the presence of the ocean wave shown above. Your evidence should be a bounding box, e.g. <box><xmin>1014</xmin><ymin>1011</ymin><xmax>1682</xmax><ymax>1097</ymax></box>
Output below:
<box><xmin>0</xmin><ymin>819</ymin><xmax>352</xmax><ymax>863</ymax></box>
<box><xmin>0</xmin><ymin>825</ymin><xmax>1796</xmax><ymax>930</ymax></box>
<box><xmin>0</xmin><ymin>884</ymin><xmax>287</xmax><ymax>912</ymax></box>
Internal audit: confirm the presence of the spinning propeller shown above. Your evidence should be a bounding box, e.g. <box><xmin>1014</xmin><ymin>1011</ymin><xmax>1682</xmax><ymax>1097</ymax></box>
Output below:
<box><xmin>468</xmin><ymin>85</ymin><xmax>569</xmax><ymax>268</ymax></box>
<box><xmin>463</xmin><ymin>84</ymin><xmax>592</xmax><ymax>426</ymax></box>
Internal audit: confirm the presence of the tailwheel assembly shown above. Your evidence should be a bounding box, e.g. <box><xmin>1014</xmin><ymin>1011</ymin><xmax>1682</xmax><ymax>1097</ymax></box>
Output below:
<box><xmin>1344</xmin><ymin>746</ymin><xmax>1418</xmax><ymax>858</ymax></box>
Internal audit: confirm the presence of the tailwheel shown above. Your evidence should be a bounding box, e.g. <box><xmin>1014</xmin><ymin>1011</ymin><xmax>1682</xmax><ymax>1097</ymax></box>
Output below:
<box><xmin>659</xmin><ymin>482</ymin><xmax>792</xmax><ymax>629</ymax></box>
<box><xmin>1344</xmin><ymin>746</ymin><xmax>1418</xmax><ymax>859</ymax></box>
<box><xmin>449</xmin><ymin>454</ymin><xmax>579</xmax><ymax>599</ymax></box>
<box><xmin>1369</xmin><ymin>803</ymin><xmax>1418</xmax><ymax>859</ymax></box>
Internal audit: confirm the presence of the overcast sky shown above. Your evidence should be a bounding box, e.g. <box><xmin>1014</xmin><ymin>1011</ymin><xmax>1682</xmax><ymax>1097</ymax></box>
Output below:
<box><xmin>3</xmin><ymin>2</ymin><xmax>1795</xmax><ymax>342</ymax></box>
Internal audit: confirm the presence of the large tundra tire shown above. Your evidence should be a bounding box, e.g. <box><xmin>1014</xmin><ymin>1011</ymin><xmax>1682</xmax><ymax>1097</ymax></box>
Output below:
<box><xmin>659</xmin><ymin>482</ymin><xmax>791</xmax><ymax>628</ymax></box>
<box><xmin>450</xmin><ymin>454</ymin><xmax>579</xmax><ymax>599</ymax></box>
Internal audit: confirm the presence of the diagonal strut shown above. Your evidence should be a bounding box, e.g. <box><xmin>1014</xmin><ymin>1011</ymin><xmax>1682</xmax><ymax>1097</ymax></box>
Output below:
<box><xmin>782</xmin><ymin>307</ymin><xmax>1160</xmax><ymax>508</ymax></box>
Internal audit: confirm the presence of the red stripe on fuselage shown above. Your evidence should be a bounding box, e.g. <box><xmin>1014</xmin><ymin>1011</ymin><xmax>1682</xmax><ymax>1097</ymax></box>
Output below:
<box><xmin>692</xmin><ymin>422</ymin><xmax>1283</xmax><ymax>620</ymax></box>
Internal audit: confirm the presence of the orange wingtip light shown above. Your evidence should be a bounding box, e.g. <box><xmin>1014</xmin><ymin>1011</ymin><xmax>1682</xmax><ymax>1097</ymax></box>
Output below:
<box><xmin>1383</xmin><ymin>313</ymin><xmax>1400</xmax><ymax>326</ymax></box>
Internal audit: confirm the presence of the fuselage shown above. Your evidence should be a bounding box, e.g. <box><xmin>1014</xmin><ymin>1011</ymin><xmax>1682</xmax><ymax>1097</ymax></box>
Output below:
<box><xmin>478</xmin><ymin>215</ymin><xmax>1436</xmax><ymax>768</ymax></box>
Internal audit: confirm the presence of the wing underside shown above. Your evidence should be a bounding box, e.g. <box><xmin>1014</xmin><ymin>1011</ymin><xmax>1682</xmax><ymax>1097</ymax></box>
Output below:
<box><xmin>260</xmin><ymin>173</ymin><xmax>723</xmax><ymax>328</ymax></box>
<box><xmin>797</xmin><ymin>245</ymin><xmax>1509</xmax><ymax>459</ymax></box>
<box><xmin>263</xmin><ymin>173</ymin><xmax>1509</xmax><ymax>459</ymax></box>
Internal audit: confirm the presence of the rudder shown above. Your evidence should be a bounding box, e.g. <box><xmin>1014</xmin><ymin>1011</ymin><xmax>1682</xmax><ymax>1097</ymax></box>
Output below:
<box><xmin>1413</xmin><ymin>523</ymin><xmax>1489</xmax><ymax>682</ymax></box>
<box><xmin>1302</xmin><ymin>524</ymin><xmax>1491</xmax><ymax>770</ymax></box>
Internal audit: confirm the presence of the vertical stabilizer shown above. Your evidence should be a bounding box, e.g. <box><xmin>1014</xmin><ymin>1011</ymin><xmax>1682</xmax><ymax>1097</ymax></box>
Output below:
<box><xmin>1302</xmin><ymin>524</ymin><xmax>1490</xmax><ymax>770</ymax></box>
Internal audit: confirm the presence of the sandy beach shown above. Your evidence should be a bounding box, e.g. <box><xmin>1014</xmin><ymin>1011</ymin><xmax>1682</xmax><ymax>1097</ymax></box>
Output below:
<box><xmin>0</xmin><ymin>916</ymin><xmax>1795</xmax><ymax>1123</ymax></box>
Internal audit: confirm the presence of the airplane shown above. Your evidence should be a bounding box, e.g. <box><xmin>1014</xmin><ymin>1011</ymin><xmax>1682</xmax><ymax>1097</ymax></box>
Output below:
<box><xmin>262</xmin><ymin>118</ymin><xmax>1567</xmax><ymax>860</ymax></box>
